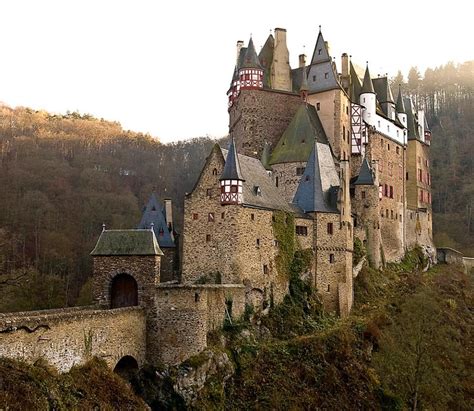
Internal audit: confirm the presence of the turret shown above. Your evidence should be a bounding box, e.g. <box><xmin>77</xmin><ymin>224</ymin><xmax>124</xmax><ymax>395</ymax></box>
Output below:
<box><xmin>396</xmin><ymin>85</ymin><xmax>407</xmax><ymax>128</ymax></box>
<box><xmin>360</xmin><ymin>64</ymin><xmax>376</xmax><ymax>126</ymax></box>
<box><xmin>220</xmin><ymin>138</ymin><xmax>245</xmax><ymax>205</ymax></box>
<box><xmin>271</xmin><ymin>28</ymin><xmax>292</xmax><ymax>91</ymax></box>
<box><xmin>238</xmin><ymin>37</ymin><xmax>263</xmax><ymax>90</ymax></box>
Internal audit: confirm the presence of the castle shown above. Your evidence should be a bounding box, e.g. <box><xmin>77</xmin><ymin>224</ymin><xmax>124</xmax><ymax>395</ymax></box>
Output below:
<box><xmin>0</xmin><ymin>28</ymin><xmax>434</xmax><ymax>373</ymax></box>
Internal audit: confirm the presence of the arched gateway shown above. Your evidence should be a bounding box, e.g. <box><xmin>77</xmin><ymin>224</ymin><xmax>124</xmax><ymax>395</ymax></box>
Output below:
<box><xmin>110</xmin><ymin>273</ymin><xmax>138</xmax><ymax>308</ymax></box>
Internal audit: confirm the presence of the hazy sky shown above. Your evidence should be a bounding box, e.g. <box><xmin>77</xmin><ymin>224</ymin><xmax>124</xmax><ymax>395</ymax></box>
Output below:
<box><xmin>0</xmin><ymin>1</ymin><xmax>471</xmax><ymax>142</ymax></box>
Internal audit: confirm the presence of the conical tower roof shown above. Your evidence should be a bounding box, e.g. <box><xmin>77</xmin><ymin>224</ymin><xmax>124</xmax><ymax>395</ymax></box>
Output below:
<box><xmin>292</xmin><ymin>141</ymin><xmax>340</xmax><ymax>213</ymax></box>
<box><xmin>137</xmin><ymin>193</ymin><xmax>175</xmax><ymax>248</ymax></box>
<box><xmin>241</xmin><ymin>37</ymin><xmax>262</xmax><ymax>69</ymax></box>
<box><xmin>354</xmin><ymin>157</ymin><xmax>375</xmax><ymax>185</ymax></box>
<box><xmin>396</xmin><ymin>85</ymin><xmax>406</xmax><ymax>114</ymax></box>
<box><xmin>269</xmin><ymin>104</ymin><xmax>329</xmax><ymax>165</ymax></box>
<box><xmin>220</xmin><ymin>138</ymin><xmax>244</xmax><ymax>180</ymax></box>
<box><xmin>361</xmin><ymin>65</ymin><xmax>375</xmax><ymax>94</ymax></box>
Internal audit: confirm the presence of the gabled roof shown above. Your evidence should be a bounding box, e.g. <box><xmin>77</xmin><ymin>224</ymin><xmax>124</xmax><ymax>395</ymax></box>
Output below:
<box><xmin>269</xmin><ymin>104</ymin><xmax>329</xmax><ymax>165</ymax></box>
<box><xmin>396</xmin><ymin>86</ymin><xmax>406</xmax><ymax>114</ymax></box>
<box><xmin>258</xmin><ymin>34</ymin><xmax>274</xmax><ymax>88</ymax></box>
<box><xmin>91</xmin><ymin>229</ymin><xmax>163</xmax><ymax>256</ymax></box>
<box><xmin>292</xmin><ymin>142</ymin><xmax>340</xmax><ymax>213</ymax></box>
<box><xmin>137</xmin><ymin>193</ymin><xmax>175</xmax><ymax>248</ymax></box>
<box><xmin>310</xmin><ymin>30</ymin><xmax>331</xmax><ymax>64</ymax></box>
<box><xmin>361</xmin><ymin>65</ymin><xmax>375</xmax><ymax>94</ymax></box>
<box><xmin>373</xmin><ymin>77</ymin><xmax>394</xmax><ymax>104</ymax></box>
<box><xmin>221</xmin><ymin>148</ymin><xmax>292</xmax><ymax>212</ymax></box>
<box><xmin>241</xmin><ymin>37</ymin><xmax>262</xmax><ymax>69</ymax></box>
<box><xmin>220</xmin><ymin>138</ymin><xmax>244</xmax><ymax>180</ymax></box>
<box><xmin>354</xmin><ymin>158</ymin><xmax>375</xmax><ymax>185</ymax></box>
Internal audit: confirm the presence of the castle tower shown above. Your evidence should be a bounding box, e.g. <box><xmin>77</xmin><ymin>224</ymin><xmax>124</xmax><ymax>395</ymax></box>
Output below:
<box><xmin>271</xmin><ymin>28</ymin><xmax>292</xmax><ymax>91</ymax></box>
<box><xmin>238</xmin><ymin>37</ymin><xmax>264</xmax><ymax>91</ymax></box>
<box><xmin>360</xmin><ymin>64</ymin><xmax>376</xmax><ymax>126</ymax></box>
<box><xmin>220</xmin><ymin>138</ymin><xmax>245</xmax><ymax>205</ymax></box>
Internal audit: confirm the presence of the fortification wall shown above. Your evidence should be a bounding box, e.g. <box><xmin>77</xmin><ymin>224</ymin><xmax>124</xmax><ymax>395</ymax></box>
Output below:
<box><xmin>0</xmin><ymin>306</ymin><xmax>146</xmax><ymax>372</ymax></box>
<box><xmin>229</xmin><ymin>89</ymin><xmax>301</xmax><ymax>157</ymax></box>
<box><xmin>405</xmin><ymin>208</ymin><xmax>434</xmax><ymax>250</ymax></box>
<box><xmin>272</xmin><ymin>161</ymin><xmax>306</xmax><ymax>203</ymax></box>
<box><xmin>154</xmin><ymin>284</ymin><xmax>245</xmax><ymax>365</ymax></box>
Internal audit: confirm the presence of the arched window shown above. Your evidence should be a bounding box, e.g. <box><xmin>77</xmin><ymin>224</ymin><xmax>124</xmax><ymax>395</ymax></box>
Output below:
<box><xmin>114</xmin><ymin>355</ymin><xmax>138</xmax><ymax>380</ymax></box>
<box><xmin>110</xmin><ymin>273</ymin><xmax>138</xmax><ymax>308</ymax></box>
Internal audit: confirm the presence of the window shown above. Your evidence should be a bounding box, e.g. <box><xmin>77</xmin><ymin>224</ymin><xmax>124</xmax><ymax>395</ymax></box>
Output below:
<box><xmin>296</xmin><ymin>167</ymin><xmax>305</xmax><ymax>176</ymax></box>
<box><xmin>256</xmin><ymin>238</ymin><xmax>260</xmax><ymax>247</ymax></box>
<box><xmin>296</xmin><ymin>226</ymin><xmax>308</xmax><ymax>236</ymax></box>
<box><xmin>212</xmin><ymin>168</ymin><xmax>218</xmax><ymax>176</ymax></box>
<box><xmin>206</xmin><ymin>234</ymin><xmax>211</xmax><ymax>242</ymax></box>
<box><xmin>327</xmin><ymin>222</ymin><xmax>333</xmax><ymax>235</ymax></box>
<box><xmin>274</xmin><ymin>240</ymin><xmax>279</xmax><ymax>247</ymax></box>
<box><xmin>324</xmin><ymin>72</ymin><xmax>328</xmax><ymax>79</ymax></box>
<box><xmin>275</xmin><ymin>176</ymin><xmax>279</xmax><ymax>187</ymax></box>
<box><xmin>327</xmin><ymin>284</ymin><xmax>331</xmax><ymax>292</ymax></box>
<box><xmin>406</xmin><ymin>172</ymin><xmax>409</xmax><ymax>180</ymax></box>
<box><xmin>378</xmin><ymin>121</ymin><xmax>381</xmax><ymax>128</ymax></box>
<box><xmin>208</xmin><ymin>213</ymin><xmax>214</xmax><ymax>222</ymax></box>
<box><xmin>195</xmin><ymin>293</ymin><xmax>200</xmax><ymax>302</ymax></box>
<box><xmin>391</xmin><ymin>210</ymin><xmax>394</xmax><ymax>219</ymax></box>
<box><xmin>316</xmin><ymin>102</ymin><xmax>320</xmax><ymax>111</ymax></box>
<box><xmin>313</xmin><ymin>75</ymin><xmax>316</xmax><ymax>81</ymax></box>
<box><xmin>418</xmin><ymin>169</ymin><xmax>422</xmax><ymax>182</ymax></box>
<box><xmin>387</xmin><ymin>125</ymin><xmax>390</xmax><ymax>133</ymax></box>
<box><xmin>418</xmin><ymin>156</ymin><xmax>421</xmax><ymax>164</ymax></box>
<box><xmin>343</xmin><ymin>126</ymin><xmax>346</xmax><ymax>141</ymax></box>
<box><xmin>318</xmin><ymin>48</ymin><xmax>322</xmax><ymax>55</ymax></box>
<box><xmin>221</xmin><ymin>212</ymin><xmax>225</xmax><ymax>219</ymax></box>
<box><xmin>329</xmin><ymin>254</ymin><xmax>335</xmax><ymax>263</ymax></box>
<box><xmin>387</xmin><ymin>143</ymin><xmax>390</xmax><ymax>151</ymax></box>
<box><xmin>390</xmin><ymin>186</ymin><xmax>393</xmax><ymax>199</ymax></box>
<box><xmin>193</xmin><ymin>213</ymin><xmax>198</xmax><ymax>220</ymax></box>
<box><xmin>386</xmin><ymin>209</ymin><xmax>389</xmax><ymax>218</ymax></box>
<box><xmin>346</xmin><ymin>106</ymin><xmax>349</xmax><ymax>115</ymax></box>
<box><xmin>380</xmin><ymin>138</ymin><xmax>384</xmax><ymax>148</ymax></box>
<box><xmin>231</xmin><ymin>185</ymin><xmax>238</xmax><ymax>193</ymax></box>
<box><xmin>206</xmin><ymin>188</ymin><xmax>212</xmax><ymax>197</ymax></box>
<box><xmin>361</xmin><ymin>191</ymin><xmax>366</xmax><ymax>199</ymax></box>
<box><xmin>251</xmin><ymin>213</ymin><xmax>255</xmax><ymax>221</ymax></box>
<box><xmin>396</xmin><ymin>146</ymin><xmax>400</xmax><ymax>154</ymax></box>
<box><xmin>263</xmin><ymin>264</ymin><xmax>269</xmax><ymax>274</ymax></box>
<box><xmin>384</xmin><ymin>184</ymin><xmax>388</xmax><ymax>196</ymax></box>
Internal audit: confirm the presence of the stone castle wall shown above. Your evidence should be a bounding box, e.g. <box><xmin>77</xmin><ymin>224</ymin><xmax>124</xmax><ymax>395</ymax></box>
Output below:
<box><xmin>407</xmin><ymin>140</ymin><xmax>432</xmax><ymax>209</ymax></box>
<box><xmin>0</xmin><ymin>306</ymin><xmax>146</xmax><ymax>372</ymax></box>
<box><xmin>272</xmin><ymin>161</ymin><xmax>307</xmax><ymax>203</ymax></box>
<box><xmin>405</xmin><ymin>207</ymin><xmax>434</xmax><ymax>250</ymax></box>
<box><xmin>229</xmin><ymin>89</ymin><xmax>301</xmax><ymax>157</ymax></box>
<box><xmin>154</xmin><ymin>284</ymin><xmax>245</xmax><ymax>365</ymax></box>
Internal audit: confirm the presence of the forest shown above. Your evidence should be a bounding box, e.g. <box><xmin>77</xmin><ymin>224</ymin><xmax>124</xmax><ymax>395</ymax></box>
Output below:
<box><xmin>0</xmin><ymin>60</ymin><xmax>472</xmax><ymax>311</ymax></box>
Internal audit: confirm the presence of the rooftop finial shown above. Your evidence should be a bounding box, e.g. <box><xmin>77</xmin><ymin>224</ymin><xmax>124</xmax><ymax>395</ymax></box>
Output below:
<box><xmin>102</xmin><ymin>223</ymin><xmax>106</xmax><ymax>232</ymax></box>
<box><xmin>150</xmin><ymin>222</ymin><xmax>154</xmax><ymax>230</ymax></box>
<box><xmin>319</xmin><ymin>25</ymin><xmax>321</xmax><ymax>32</ymax></box>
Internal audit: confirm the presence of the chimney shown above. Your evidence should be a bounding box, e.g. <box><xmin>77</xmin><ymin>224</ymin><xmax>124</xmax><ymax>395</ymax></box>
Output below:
<box><xmin>163</xmin><ymin>199</ymin><xmax>174</xmax><ymax>240</ymax></box>
<box><xmin>236</xmin><ymin>40</ymin><xmax>244</xmax><ymax>64</ymax></box>
<box><xmin>274</xmin><ymin>27</ymin><xmax>287</xmax><ymax>46</ymax></box>
<box><xmin>299</xmin><ymin>54</ymin><xmax>306</xmax><ymax>68</ymax></box>
<box><xmin>341</xmin><ymin>53</ymin><xmax>349</xmax><ymax>77</ymax></box>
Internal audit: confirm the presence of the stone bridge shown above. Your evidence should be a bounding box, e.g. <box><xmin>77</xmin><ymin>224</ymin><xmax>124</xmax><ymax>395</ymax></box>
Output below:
<box><xmin>0</xmin><ymin>305</ymin><xmax>146</xmax><ymax>373</ymax></box>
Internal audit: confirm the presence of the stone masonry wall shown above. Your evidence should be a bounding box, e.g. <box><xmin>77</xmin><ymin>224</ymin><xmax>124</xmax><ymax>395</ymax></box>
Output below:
<box><xmin>154</xmin><ymin>284</ymin><xmax>245</xmax><ymax>365</ymax></box>
<box><xmin>0</xmin><ymin>306</ymin><xmax>146</xmax><ymax>372</ymax></box>
<box><xmin>366</xmin><ymin>131</ymin><xmax>405</xmax><ymax>261</ymax></box>
<box><xmin>405</xmin><ymin>207</ymin><xmax>434</xmax><ymax>250</ymax></box>
<box><xmin>272</xmin><ymin>161</ymin><xmax>306</xmax><ymax>203</ymax></box>
<box><xmin>229</xmin><ymin>88</ymin><xmax>301</xmax><ymax>157</ymax></box>
<box><xmin>407</xmin><ymin>140</ymin><xmax>432</xmax><ymax>210</ymax></box>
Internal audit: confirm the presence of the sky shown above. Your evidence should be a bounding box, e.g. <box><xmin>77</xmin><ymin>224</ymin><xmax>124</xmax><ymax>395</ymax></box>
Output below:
<box><xmin>0</xmin><ymin>1</ymin><xmax>472</xmax><ymax>143</ymax></box>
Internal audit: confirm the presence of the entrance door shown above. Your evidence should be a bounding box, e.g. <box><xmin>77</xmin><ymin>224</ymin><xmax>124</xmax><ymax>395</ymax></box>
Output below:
<box><xmin>110</xmin><ymin>273</ymin><xmax>138</xmax><ymax>308</ymax></box>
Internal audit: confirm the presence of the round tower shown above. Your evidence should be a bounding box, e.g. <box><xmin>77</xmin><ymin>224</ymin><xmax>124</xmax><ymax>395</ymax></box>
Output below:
<box><xmin>238</xmin><ymin>37</ymin><xmax>263</xmax><ymax>90</ymax></box>
<box><xmin>360</xmin><ymin>64</ymin><xmax>376</xmax><ymax>126</ymax></box>
<box><xmin>220</xmin><ymin>138</ymin><xmax>245</xmax><ymax>205</ymax></box>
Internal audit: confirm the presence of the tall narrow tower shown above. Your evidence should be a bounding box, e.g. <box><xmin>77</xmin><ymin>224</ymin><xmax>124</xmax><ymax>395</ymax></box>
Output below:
<box><xmin>220</xmin><ymin>138</ymin><xmax>245</xmax><ymax>205</ymax></box>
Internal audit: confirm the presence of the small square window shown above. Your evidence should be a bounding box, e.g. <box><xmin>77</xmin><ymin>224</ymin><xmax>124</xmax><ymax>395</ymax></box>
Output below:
<box><xmin>296</xmin><ymin>167</ymin><xmax>305</xmax><ymax>176</ymax></box>
<box><xmin>251</xmin><ymin>213</ymin><xmax>255</xmax><ymax>221</ymax></box>
<box><xmin>324</xmin><ymin>72</ymin><xmax>328</xmax><ymax>79</ymax></box>
<box><xmin>361</xmin><ymin>191</ymin><xmax>366</xmax><ymax>199</ymax></box>
<box><xmin>206</xmin><ymin>188</ymin><xmax>212</xmax><ymax>197</ymax></box>
<box><xmin>206</xmin><ymin>234</ymin><xmax>211</xmax><ymax>242</ymax></box>
<box><xmin>193</xmin><ymin>213</ymin><xmax>198</xmax><ymax>220</ymax></box>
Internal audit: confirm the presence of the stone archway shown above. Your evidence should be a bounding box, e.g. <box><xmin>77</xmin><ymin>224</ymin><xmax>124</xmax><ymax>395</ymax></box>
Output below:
<box><xmin>114</xmin><ymin>355</ymin><xmax>139</xmax><ymax>380</ymax></box>
<box><xmin>110</xmin><ymin>273</ymin><xmax>138</xmax><ymax>308</ymax></box>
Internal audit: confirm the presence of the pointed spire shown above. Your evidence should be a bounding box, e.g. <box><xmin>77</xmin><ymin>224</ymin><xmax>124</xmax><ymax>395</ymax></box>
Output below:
<box><xmin>354</xmin><ymin>157</ymin><xmax>375</xmax><ymax>185</ymax></box>
<box><xmin>242</xmin><ymin>37</ymin><xmax>262</xmax><ymax>69</ymax></box>
<box><xmin>292</xmin><ymin>141</ymin><xmax>340</xmax><ymax>213</ymax></box>
<box><xmin>220</xmin><ymin>138</ymin><xmax>244</xmax><ymax>181</ymax></box>
<box><xmin>310</xmin><ymin>29</ymin><xmax>331</xmax><ymax>64</ymax></box>
<box><xmin>361</xmin><ymin>63</ymin><xmax>375</xmax><ymax>94</ymax></box>
<box><xmin>261</xmin><ymin>141</ymin><xmax>272</xmax><ymax>171</ymax></box>
<box><xmin>396</xmin><ymin>85</ymin><xmax>406</xmax><ymax>114</ymax></box>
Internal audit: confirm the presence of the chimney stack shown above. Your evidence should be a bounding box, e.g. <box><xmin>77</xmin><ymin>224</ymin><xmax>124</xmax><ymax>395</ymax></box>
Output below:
<box><xmin>299</xmin><ymin>54</ymin><xmax>306</xmax><ymax>68</ymax></box>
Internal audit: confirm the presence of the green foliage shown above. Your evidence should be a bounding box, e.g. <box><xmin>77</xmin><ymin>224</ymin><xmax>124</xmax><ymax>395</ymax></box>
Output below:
<box><xmin>353</xmin><ymin>237</ymin><xmax>366</xmax><ymax>265</ymax></box>
<box><xmin>272</xmin><ymin>211</ymin><xmax>296</xmax><ymax>280</ymax></box>
<box><xmin>76</xmin><ymin>277</ymin><xmax>93</xmax><ymax>306</ymax></box>
<box><xmin>0</xmin><ymin>357</ymin><xmax>147</xmax><ymax>410</ymax></box>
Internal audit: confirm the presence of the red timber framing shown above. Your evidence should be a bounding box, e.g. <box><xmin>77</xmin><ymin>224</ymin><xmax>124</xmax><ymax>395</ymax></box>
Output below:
<box><xmin>351</xmin><ymin>103</ymin><xmax>366</xmax><ymax>155</ymax></box>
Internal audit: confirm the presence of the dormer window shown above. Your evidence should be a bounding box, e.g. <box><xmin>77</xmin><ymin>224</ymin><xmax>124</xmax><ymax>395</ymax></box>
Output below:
<box><xmin>318</xmin><ymin>48</ymin><xmax>322</xmax><ymax>55</ymax></box>
<box><xmin>254</xmin><ymin>186</ymin><xmax>262</xmax><ymax>196</ymax></box>
<box><xmin>324</xmin><ymin>72</ymin><xmax>328</xmax><ymax>79</ymax></box>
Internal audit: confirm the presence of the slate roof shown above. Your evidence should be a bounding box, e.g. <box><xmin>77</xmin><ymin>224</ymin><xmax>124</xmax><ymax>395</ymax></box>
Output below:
<box><xmin>241</xmin><ymin>38</ymin><xmax>262</xmax><ymax>69</ymax></box>
<box><xmin>310</xmin><ymin>30</ymin><xmax>331</xmax><ymax>64</ymax></box>
<box><xmin>221</xmin><ymin>149</ymin><xmax>292</xmax><ymax>212</ymax></box>
<box><xmin>361</xmin><ymin>66</ymin><xmax>375</xmax><ymax>94</ymax></box>
<box><xmin>292</xmin><ymin>142</ymin><xmax>340</xmax><ymax>213</ymax></box>
<box><xmin>404</xmin><ymin>97</ymin><xmax>420</xmax><ymax>140</ymax></box>
<box><xmin>258</xmin><ymin>34</ymin><xmax>274</xmax><ymax>88</ymax></box>
<box><xmin>137</xmin><ymin>193</ymin><xmax>175</xmax><ymax>248</ymax></box>
<box><xmin>395</xmin><ymin>86</ymin><xmax>406</xmax><ymax>114</ymax></box>
<box><xmin>373</xmin><ymin>77</ymin><xmax>394</xmax><ymax>104</ymax></box>
<box><xmin>269</xmin><ymin>103</ymin><xmax>329</xmax><ymax>165</ymax></box>
<box><xmin>91</xmin><ymin>229</ymin><xmax>163</xmax><ymax>256</ymax></box>
<box><xmin>349</xmin><ymin>62</ymin><xmax>363</xmax><ymax>101</ymax></box>
<box><xmin>354</xmin><ymin>158</ymin><xmax>375</xmax><ymax>185</ymax></box>
<box><xmin>220</xmin><ymin>138</ymin><xmax>244</xmax><ymax>180</ymax></box>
